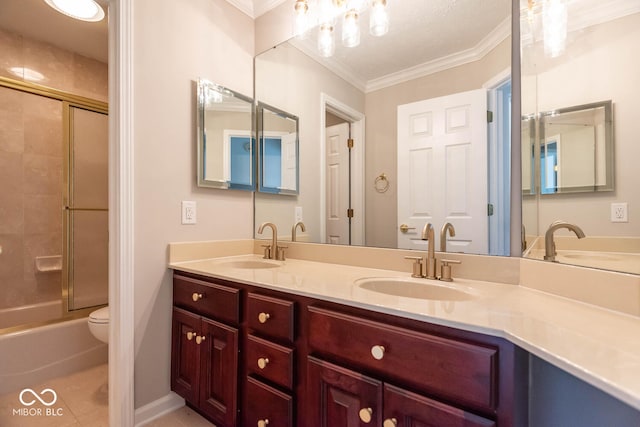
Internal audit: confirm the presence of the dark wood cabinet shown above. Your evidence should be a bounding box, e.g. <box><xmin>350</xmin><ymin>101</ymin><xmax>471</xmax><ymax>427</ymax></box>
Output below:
<box><xmin>171</xmin><ymin>276</ymin><xmax>240</xmax><ymax>427</ymax></box>
<box><xmin>171</xmin><ymin>271</ymin><xmax>527</xmax><ymax>427</ymax></box>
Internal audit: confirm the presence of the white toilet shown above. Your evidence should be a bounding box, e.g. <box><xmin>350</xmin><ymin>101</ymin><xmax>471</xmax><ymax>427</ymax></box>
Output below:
<box><xmin>88</xmin><ymin>306</ymin><xmax>109</xmax><ymax>343</ymax></box>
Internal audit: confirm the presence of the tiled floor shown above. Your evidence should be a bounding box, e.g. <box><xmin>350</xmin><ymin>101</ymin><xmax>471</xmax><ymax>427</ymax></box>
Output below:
<box><xmin>0</xmin><ymin>363</ymin><xmax>213</xmax><ymax>427</ymax></box>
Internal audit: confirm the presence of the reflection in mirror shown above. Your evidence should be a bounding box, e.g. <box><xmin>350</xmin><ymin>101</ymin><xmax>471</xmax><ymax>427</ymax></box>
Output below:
<box><xmin>539</xmin><ymin>101</ymin><xmax>613</xmax><ymax>194</ymax></box>
<box><xmin>520</xmin><ymin>0</ymin><xmax>639</xmax><ymax>275</ymax></box>
<box><xmin>196</xmin><ymin>79</ymin><xmax>254</xmax><ymax>190</ymax></box>
<box><xmin>257</xmin><ymin>102</ymin><xmax>299</xmax><ymax>195</ymax></box>
<box><xmin>254</xmin><ymin>0</ymin><xmax>513</xmax><ymax>254</ymax></box>
<box><xmin>521</xmin><ymin>115</ymin><xmax>536</xmax><ymax>195</ymax></box>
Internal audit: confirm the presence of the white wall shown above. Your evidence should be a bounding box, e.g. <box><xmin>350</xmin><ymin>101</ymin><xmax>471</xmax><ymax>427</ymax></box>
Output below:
<box><xmin>523</xmin><ymin>12</ymin><xmax>640</xmax><ymax>238</ymax></box>
<box><xmin>133</xmin><ymin>0</ymin><xmax>254</xmax><ymax>408</ymax></box>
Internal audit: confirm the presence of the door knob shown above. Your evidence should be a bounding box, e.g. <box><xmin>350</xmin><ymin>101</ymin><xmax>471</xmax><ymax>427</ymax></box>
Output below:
<box><xmin>192</xmin><ymin>292</ymin><xmax>203</xmax><ymax>302</ymax></box>
<box><xmin>257</xmin><ymin>420</ymin><xmax>269</xmax><ymax>427</ymax></box>
<box><xmin>359</xmin><ymin>407</ymin><xmax>373</xmax><ymax>423</ymax></box>
<box><xmin>186</xmin><ymin>331</ymin><xmax>196</xmax><ymax>341</ymax></box>
<box><xmin>258</xmin><ymin>312</ymin><xmax>271</xmax><ymax>323</ymax></box>
<box><xmin>383</xmin><ymin>418</ymin><xmax>398</xmax><ymax>427</ymax></box>
<box><xmin>195</xmin><ymin>335</ymin><xmax>206</xmax><ymax>345</ymax></box>
<box><xmin>399</xmin><ymin>224</ymin><xmax>415</xmax><ymax>233</ymax></box>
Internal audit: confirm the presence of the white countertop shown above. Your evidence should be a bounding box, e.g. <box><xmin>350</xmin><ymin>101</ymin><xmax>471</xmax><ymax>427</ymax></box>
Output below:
<box><xmin>169</xmin><ymin>253</ymin><xmax>640</xmax><ymax>411</ymax></box>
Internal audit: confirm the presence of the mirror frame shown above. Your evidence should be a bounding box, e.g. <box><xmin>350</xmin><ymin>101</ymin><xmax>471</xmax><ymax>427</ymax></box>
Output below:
<box><xmin>256</xmin><ymin>101</ymin><xmax>300</xmax><ymax>195</ymax></box>
<box><xmin>196</xmin><ymin>79</ymin><xmax>255</xmax><ymax>190</ymax></box>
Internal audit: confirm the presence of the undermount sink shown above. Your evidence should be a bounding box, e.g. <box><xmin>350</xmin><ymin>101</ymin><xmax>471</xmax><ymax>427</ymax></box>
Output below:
<box><xmin>356</xmin><ymin>277</ymin><xmax>477</xmax><ymax>301</ymax></box>
<box><xmin>220</xmin><ymin>260</ymin><xmax>281</xmax><ymax>269</ymax></box>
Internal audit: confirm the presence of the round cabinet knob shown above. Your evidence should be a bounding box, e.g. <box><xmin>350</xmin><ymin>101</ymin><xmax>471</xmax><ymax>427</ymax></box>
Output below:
<box><xmin>359</xmin><ymin>407</ymin><xmax>373</xmax><ymax>423</ymax></box>
<box><xmin>258</xmin><ymin>312</ymin><xmax>271</xmax><ymax>324</ymax></box>
<box><xmin>257</xmin><ymin>420</ymin><xmax>269</xmax><ymax>427</ymax></box>
<box><xmin>186</xmin><ymin>331</ymin><xmax>196</xmax><ymax>341</ymax></box>
<box><xmin>257</xmin><ymin>358</ymin><xmax>270</xmax><ymax>369</ymax></box>
<box><xmin>371</xmin><ymin>345</ymin><xmax>385</xmax><ymax>360</ymax></box>
<box><xmin>195</xmin><ymin>335</ymin><xmax>206</xmax><ymax>345</ymax></box>
<box><xmin>383</xmin><ymin>418</ymin><xmax>398</xmax><ymax>427</ymax></box>
<box><xmin>192</xmin><ymin>293</ymin><xmax>203</xmax><ymax>302</ymax></box>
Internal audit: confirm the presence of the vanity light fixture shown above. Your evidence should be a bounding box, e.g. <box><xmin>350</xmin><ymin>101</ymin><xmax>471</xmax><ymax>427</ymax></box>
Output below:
<box><xmin>43</xmin><ymin>0</ymin><xmax>105</xmax><ymax>22</ymax></box>
<box><xmin>294</xmin><ymin>0</ymin><xmax>389</xmax><ymax>56</ymax></box>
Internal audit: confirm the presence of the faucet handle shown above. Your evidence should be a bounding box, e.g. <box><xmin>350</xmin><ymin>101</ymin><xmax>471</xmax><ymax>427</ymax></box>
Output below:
<box><xmin>261</xmin><ymin>244</ymin><xmax>271</xmax><ymax>260</ymax></box>
<box><xmin>404</xmin><ymin>256</ymin><xmax>424</xmax><ymax>278</ymax></box>
<box><xmin>276</xmin><ymin>245</ymin><xmax>288</xmax><ymax>261</ymax></box>
<box><xmin>439</xmin><ymin>259</ymin><xmax>461</xmax><ymax>282</ymax></box>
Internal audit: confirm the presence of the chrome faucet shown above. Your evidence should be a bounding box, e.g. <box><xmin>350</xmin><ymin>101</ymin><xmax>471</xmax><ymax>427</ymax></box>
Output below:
<box><xmin>440</xmin><ymin>222</ymin><xmax>455</xmax><ymax>252</ymax></box>
<box><xmin>544</xmin><ymin>221</ymin><xmax>586</xmax><ymax>262</ymax></box>
<box><xmin>258</xmin><ymin>222</ymin><xmax>284</xmax><ymax>260</ymax></box>
<box><xmin>291</xmin><ymin>221</ymin><xmax>306</xmax><ymax>242</ymax></box>
<box><xmin>421</xmin><ymin>223</ymin><xmax>437</xmax><ymax>279</ymax></box>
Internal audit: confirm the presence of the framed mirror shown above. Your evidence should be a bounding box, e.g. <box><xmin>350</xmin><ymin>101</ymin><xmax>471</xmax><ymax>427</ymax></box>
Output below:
<box><xmin>196</xmin><ymin>79</ymin><xmax>254</xmax><ymax>190</ymax></box>
<box><xmin>257</xmin><ymin>102</ymin><xmax>299</xmax><ymax>195</ymax></box>
<box><xmin>539</xmin><ymin>101</ymin><xmax>613</xmax><ymax>195</ymax></box>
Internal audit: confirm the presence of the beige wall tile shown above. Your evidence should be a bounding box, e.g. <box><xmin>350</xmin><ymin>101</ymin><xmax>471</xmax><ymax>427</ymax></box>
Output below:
<box><xmin>23</xmin><ymin>195</ymin><xmax>62</xmax><ymax>235</ymax></box>
<box><xmin>23</xmin><ymin>96</ymin><xmax>63</xmax><ymax>158</ymax></box>
<box><xmin>22</xmin><ymin>37</ymin><xmax>74</xmax><ymax>91</ymax></box>
<box><xmin>0</xmin><ymin>29</ymin><xmax>23</xmax><ymax>81</ymax></box>
<box><xmin>0</xmin><ymin>234</ymin><xmax>24</xmax><ymax>309</ymax></box>
<box><xmin>71</xmin><ymin>54</ymin><xmax>108</xmax><ymax>102</ymax></box>
<box><xmin>23</xmin><ymin>154</ymin><xmax>63</xmax><ymax>196</ymax></box>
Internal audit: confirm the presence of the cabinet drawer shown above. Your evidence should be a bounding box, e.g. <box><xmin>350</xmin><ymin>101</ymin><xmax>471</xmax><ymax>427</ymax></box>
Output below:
<box><xmin>245</xmin><ymin>376</ymin><xmax>293</xmax><ymax>427</ymax></box>
<box><xmin>173</xmin><ymin>274</ymin><xmax>240</xmax><ymax>325</ymax></box>
<box><xmin>246</xmin><ymin>335</ymin><xmax>294</xmax><ymax>390</ymax></box>
<box><xmin>384</xmin><ymin>383</ymin><xmax>495</xmax><ymax>427</ymax></box>
<box><xmin>308</xmin><ymin>306</ymin><xmax>498</xmax><ymax>411</ymax></box>
<box><xmin>247</xmin><ymin>293</ymin><xmax>294</xmax><ymax>343</ymax></box>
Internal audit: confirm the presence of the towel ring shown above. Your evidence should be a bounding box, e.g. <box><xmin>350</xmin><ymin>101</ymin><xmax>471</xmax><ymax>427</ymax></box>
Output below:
<box><xmin>374</xmin><ymin>173</ymin><xmax>390</xmax><ymax>193</ymax></box>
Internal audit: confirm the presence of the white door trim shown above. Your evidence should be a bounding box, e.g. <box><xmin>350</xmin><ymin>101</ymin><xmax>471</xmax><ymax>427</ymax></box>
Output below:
<box><xmin>319</xmin><ymin>93</ymin><xmax>365</xmax><ymax>245</ymax></box>
<box><xmin>108</xmin><ymin>1</ymin><xmax>135</xmax><ymax>426</ymax></box>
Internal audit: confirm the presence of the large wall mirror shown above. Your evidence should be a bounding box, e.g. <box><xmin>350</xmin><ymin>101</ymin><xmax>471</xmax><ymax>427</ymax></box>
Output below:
<box><xmin>197</xmin><ymin>79</ymin><xmax>254</xmax><ymax>190</ymax></box>
<box><xmin>521</xmin><ymin>0</ymin><xmax>639</xmax><ymax>275</ymax></box>
<box><xmin>254</xmin><ymin>0</ymin><xmax>513</xmax><ymax>253</ymax></box>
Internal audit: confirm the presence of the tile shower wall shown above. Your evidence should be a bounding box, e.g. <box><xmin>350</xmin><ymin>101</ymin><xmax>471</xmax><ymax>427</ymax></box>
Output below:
<box><xmin>0</xmin><ymin>29</ymin><xmax>107</xmax><ymax>312</ymax></box>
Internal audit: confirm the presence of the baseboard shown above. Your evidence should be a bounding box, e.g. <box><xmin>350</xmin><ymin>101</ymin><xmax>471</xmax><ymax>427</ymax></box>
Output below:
<box><xmin>134</xmin><ymin>392</ymin><xmax>185</xmax><ymax>426</ymax></box>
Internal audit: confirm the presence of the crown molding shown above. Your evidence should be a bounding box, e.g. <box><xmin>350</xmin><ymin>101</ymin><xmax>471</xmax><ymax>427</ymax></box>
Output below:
<box><xmin>366</xmin><ymin>17</ymin><xmax>511</xmax><ymax>93</ymax></box>
<box><xmin>225</xmin><ymin>0</ymin><xmax>288</xmax><ymax>18</ymax></box>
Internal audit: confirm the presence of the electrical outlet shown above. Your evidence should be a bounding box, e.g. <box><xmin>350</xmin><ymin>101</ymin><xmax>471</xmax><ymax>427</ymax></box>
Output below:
<box><xmin>610</xmin><ymin>202</ymin><xmax>628</xmax><ymax>223</ymax></box>
<box><xmin>295</xmin><ymin>206</ymin><xmax>303</xmax><ymax>223</ymax></box>
<box><xmin>181</xmin><ymin>201</ymin><xmax>197</xmax><ymax>224</ymax></box>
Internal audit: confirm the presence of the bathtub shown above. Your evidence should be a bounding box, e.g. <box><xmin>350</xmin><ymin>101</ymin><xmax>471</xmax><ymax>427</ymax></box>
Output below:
<box><xmin>0</xmin><ymin>315</ymin><xmax>108</xmax><ymax>394</ymax></box>
<box><xmin>0</xmin><ymin>300</ymin><xmax>63</xmax><ymax>330</ymax></box>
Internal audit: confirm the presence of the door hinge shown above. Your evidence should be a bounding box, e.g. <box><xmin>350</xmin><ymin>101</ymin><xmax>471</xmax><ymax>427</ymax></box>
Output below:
<box><xmin>347</xmin><ymin>138</ymin><xmax>354</xmax><ymax>149</ymax></box>
<box><xmin>347</xmin><ymin>208</ymin><xmax>354</xmax><ymax>218</ymax></box>
<box><xmin>488</xmin><ymin>203</ymin><xmax>494</xmax><ymax>216</ymax></box>
<box><xmin>487</xmin><ymin>110</ymin><xmax>494</xmax><ymax>123</ymax></box>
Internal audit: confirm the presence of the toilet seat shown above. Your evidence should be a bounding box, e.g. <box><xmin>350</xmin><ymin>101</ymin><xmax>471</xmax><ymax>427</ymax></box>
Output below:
<box><xmin>89</xmin><ymin>306</ymin><xmax>109</xmax><ymax>324</ymax></box>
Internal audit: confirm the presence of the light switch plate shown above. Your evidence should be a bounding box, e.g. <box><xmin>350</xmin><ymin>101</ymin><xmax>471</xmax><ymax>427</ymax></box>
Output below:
<box><xmin>182</xmin><ymin>201</ymin><xmax>197</xmax><ymax>224</ymax></box>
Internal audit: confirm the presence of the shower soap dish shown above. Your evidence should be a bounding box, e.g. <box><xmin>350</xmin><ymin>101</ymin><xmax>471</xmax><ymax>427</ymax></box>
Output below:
<box><xmin>35</xmin><ymin>255</ymin><xmax>63</xmax><ymax>273</ymax></box>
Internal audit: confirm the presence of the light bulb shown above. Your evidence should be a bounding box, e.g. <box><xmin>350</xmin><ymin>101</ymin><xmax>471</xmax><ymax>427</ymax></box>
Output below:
<box><xmin>293</xmin><ymin>0</ymin><xmax>309</xmax><ymax>37</ymax></box>
<box><xmin>542</xmin><ymin>0</ymin><xmax>567</xmax><ymax>58</ymax></box>
<box><xmin>342</xmin><ymin>9</ymin><xmax>360</xmax><ymax>48</ymax></box>
<box><xmin>370</xmin><ymin>0</ymin><xmax>389</xmax><ymax>37</ymax></box>
<box><xmin>318</xmin><ymin>24</ymin><xmax>335</xmax><ymax>57</ymax></box>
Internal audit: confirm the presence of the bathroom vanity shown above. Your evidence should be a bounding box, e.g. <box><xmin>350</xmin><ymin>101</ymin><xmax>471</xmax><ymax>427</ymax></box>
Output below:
<box><xmin>171</xmin><ymin>263</ymin><xmax>528</xmax><ymax>426</ymax></box>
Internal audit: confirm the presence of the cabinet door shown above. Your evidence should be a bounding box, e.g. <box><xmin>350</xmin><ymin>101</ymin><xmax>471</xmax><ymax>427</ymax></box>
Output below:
<box><xmin>307</xmin><ymin>356</ymin><xmax>383</xmax><ymax>427</ymax></box>
<box><xmin>171</xmin><ymin>308</ymin><xmax>201</xmax><ymax>404</ymax></box>
<box><xmin>245</xmin><ymin>376</ymin><xmax>293</xmax><ymax>427</ymax></box>
<box><xmin>383</xmin><ymin>384</ymin><xmax>495</xmax><ymax>427</ymax></box>
<box><xmin>199</xmin><ymin>317</ymin><xmax>239</xmax><ymax>427</ymax></box>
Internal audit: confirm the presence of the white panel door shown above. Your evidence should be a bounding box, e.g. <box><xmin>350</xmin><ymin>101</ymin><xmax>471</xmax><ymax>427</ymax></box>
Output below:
<box><xmin>397</xmin><ymin>89</ymin><xmax>488</xmax><ymax>253</ymax></box>
<box><xmin>280</xmin><ymin>132</ymin><xmax>297</xmax><ymax>191</ymax></box>
<box><xmin>326</xmin><ymin>123</ymin><xmax>350</xmax><ymax>244</ymax></box>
